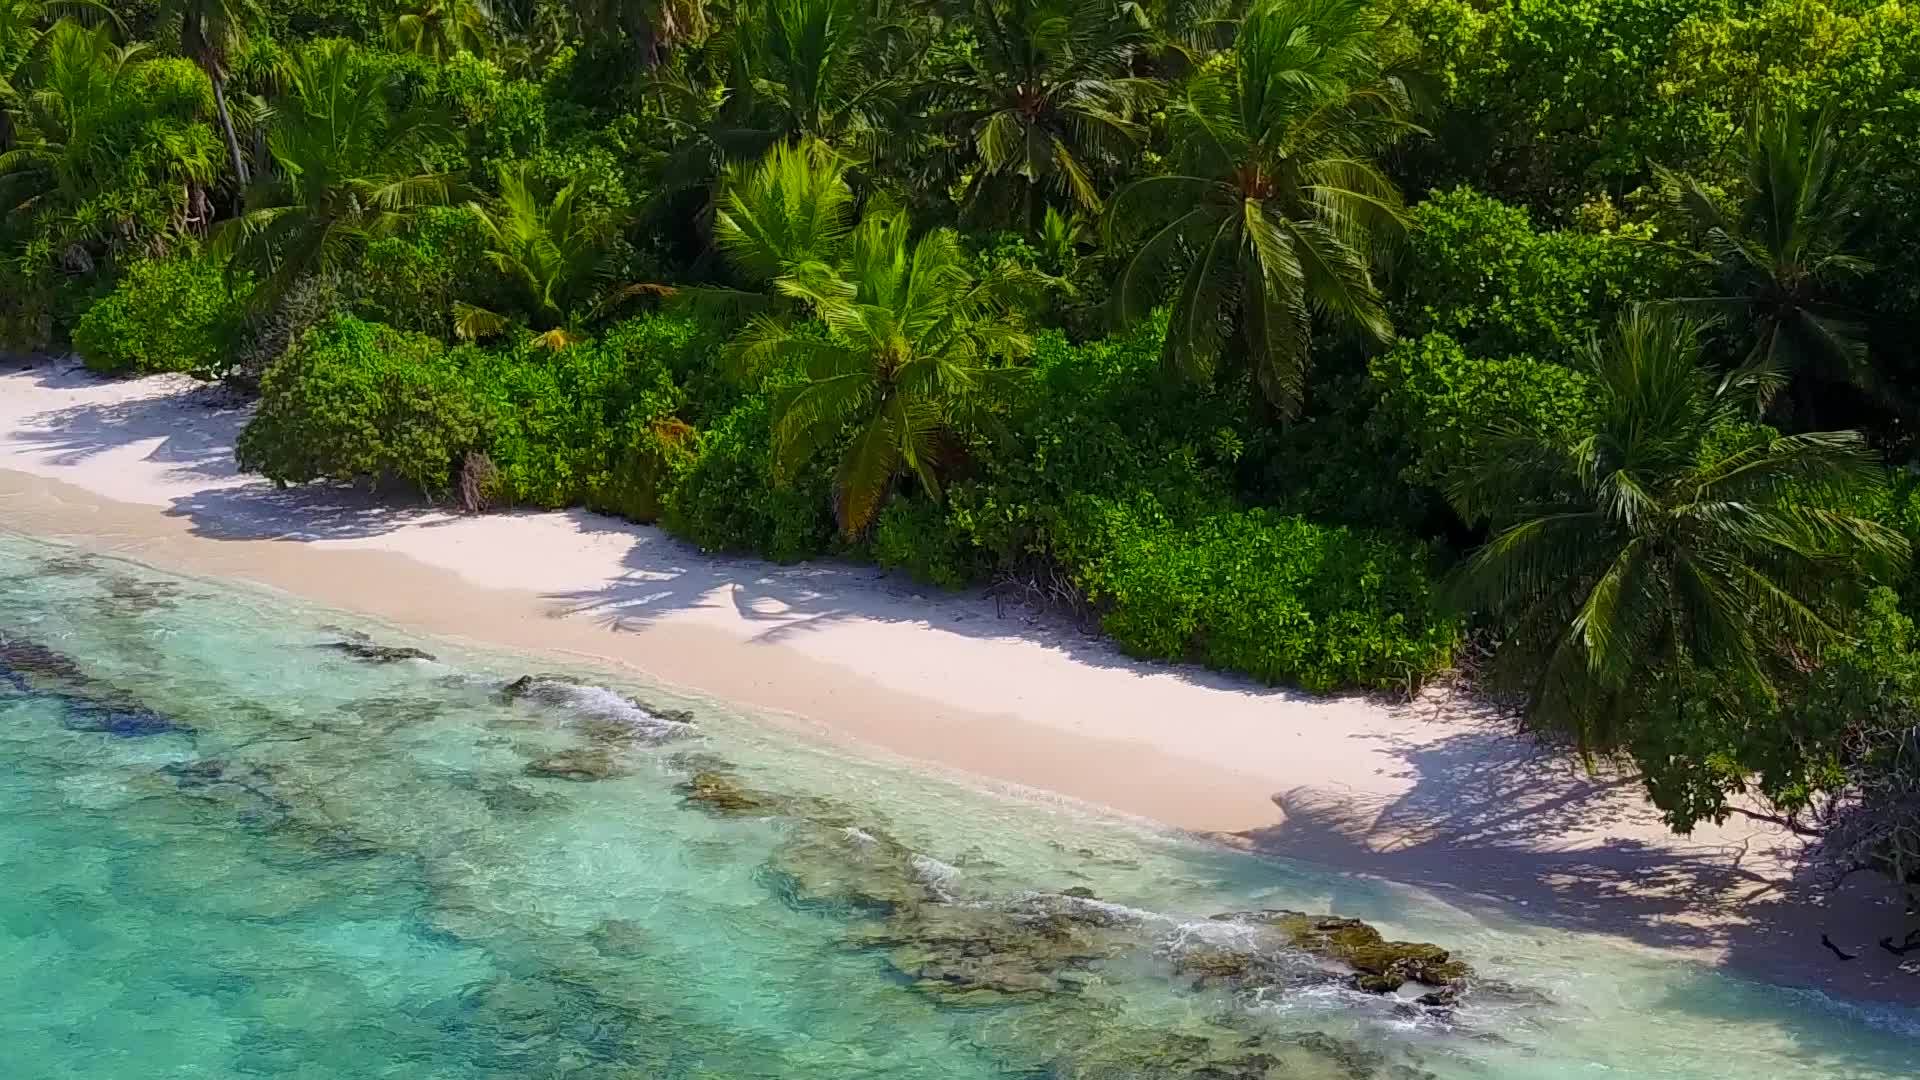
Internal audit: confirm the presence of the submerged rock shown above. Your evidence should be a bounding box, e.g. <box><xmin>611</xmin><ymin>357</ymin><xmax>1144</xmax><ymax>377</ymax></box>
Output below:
<box><xmin>524</xmin><ymin>749</ymin><xmax>627</xmax><ymax>781</ymax></box>
<box><xmin>36</xmin><ymin>553</ymin><xmax>98</xmax><ymax>577</ymax></box>
<box><xmin>449</xmin><ymin>772</ymin><xmax>566</xmax><ymax>814</ymax></box>
<box><xmin>672</xmin><ymin>763</ymin><xmax>855</xmax><ymax>826</ymax></box>
<box><xmin>1055</xmin><ymin>1025</ymin><xmax>1436</xmax><ymax>1080</ymax></box>
<box><xmin>63</xmin><ymin>699</ymin><xmax>184</xmax><ymax>737</ymax></box>
<box><xmin>321</xmin><ymin>640</ymin><xmax>437</xmax><ymax>664</ymax></box>
<box><xmin>0</xmin><ymin>637</ymin><xmax>88</xmax><ymax>682</ymax></box>
<box><xmin>587</xmin><ymin>918</ymin><xmax>653</xmax><ymax>959</ymax></box>
<box><xmin>764</xmin><ymin>820</ymin><xmax>930</xmax><ymax>915</ymax></box>
<box><xmin>334</xmin><ymin>695</ymin><xmax>447</xmax><ymax>734</ymax></box>
<box><xmin>1</xmin><ymin>636</ymin><xmax>192</xmax><ymax>736</ymax></box>
<box><xmin>679</xmin><ymin>770</ymin><xmax>769</xmax><ymax>814</ymax></box>
<box><xmin>104</xmin><ymin>575</ymin><xmax>183</xmax><ymax>614</ymax></box>
<box><xmin>161</xmin><ymin>758</ymin><xmax>289</xmax><ymax>825</ymax></box>
<box><xmin>857</xmin><ymin>892</ymin><xmax>1146</xmax><ymax>1002</ymax></box>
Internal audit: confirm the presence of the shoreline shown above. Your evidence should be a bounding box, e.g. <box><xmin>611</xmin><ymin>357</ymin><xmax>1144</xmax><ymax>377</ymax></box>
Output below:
<box><xmin>4</xmin><ymin>356</ymin><xmax>1917</xmax><ymax>1006</ymax></box>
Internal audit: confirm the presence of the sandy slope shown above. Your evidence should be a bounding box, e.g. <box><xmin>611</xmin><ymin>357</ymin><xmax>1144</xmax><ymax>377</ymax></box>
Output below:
<box><xmin>2</xmin><ymin>355</ymin><xmax>1915</xmax><ymax>1003</ymax></box>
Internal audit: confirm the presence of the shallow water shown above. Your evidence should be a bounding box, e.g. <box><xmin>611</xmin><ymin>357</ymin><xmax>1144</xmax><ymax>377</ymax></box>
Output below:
<box><xmin>1</xmin><ymin>532</ymin><xmax>1915</xmax><ymax>1079</ymax></box>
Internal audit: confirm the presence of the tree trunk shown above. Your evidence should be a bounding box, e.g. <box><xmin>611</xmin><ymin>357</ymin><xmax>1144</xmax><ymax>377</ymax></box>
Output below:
<box><xmin>212</xmin><ymin>74</ymin><xmax>250</xmax><ymax>189</ymax></box>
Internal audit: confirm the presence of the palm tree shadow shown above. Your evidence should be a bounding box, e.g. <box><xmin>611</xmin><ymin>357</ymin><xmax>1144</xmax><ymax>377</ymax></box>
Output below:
<box><xmin>9</xmin><ymin>366</ymin><xmax>246</xmax><ymax>486</ymax></box>
<box><xmin>3</xmin><ymin>361</ymin><xmax>465</xmax><ymax>542</ymax></box>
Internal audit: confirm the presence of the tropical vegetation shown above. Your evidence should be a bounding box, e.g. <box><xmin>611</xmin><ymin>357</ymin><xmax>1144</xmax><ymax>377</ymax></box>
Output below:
<box><xmin>6</xmin><ymin>0</ymin><xmax>1920</xmax><ymax>900</ymax></box>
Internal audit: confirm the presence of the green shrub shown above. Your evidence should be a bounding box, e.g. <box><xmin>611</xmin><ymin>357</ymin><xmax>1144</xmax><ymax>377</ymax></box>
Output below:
<box><xmin>353</xmin><ymin>207</ymin><xmax>494</xmax><ymax>337</ymax></box>
<box><xmin>1242</xmin><ymin>372</ymin><xmax>1433</xmax><ymax>532</ymax></box>
<box><xmin>1397</xmin><ymin>188</ymin><xmax>1678</xmax><ymax>362</ymax></box>
<box><xmin>460</xmin><ymin>314</ymin><xmax>694</xmax><ymax>513</ymax></box>
<box><xmin>237</xmin><ymin>315</ymin><xmax>490</xmax><ymax>497</ymax></box>
<box><xmin>273</xmin><ymin>0</ymin><xmax>381</xmax><ymax>40</ymax></box>
<box><xmin>592</xmin><ymin>418</ymin><xmax>698</xmax><ymax>524</ymax></box>
<box><xmin>660</xmin><ymin>393</ymin><xmax>834</xmax><ymax>563</ymax></box>
<box><xmin>1062</xmin><ymin>498</ymin><xmax>1457</xmax><ymax>692</ymax></box>
<box><xmin>1398</xmin><ymin>0</ymin><xmax>1720</xmax><ymax>203</ymax></box>
<box><xmin>949</xmin><ymin>318</ymin><xmax>1244</xmax><ymax>568</ymax></box>
<box><xmin>1369</xmin><ymin>333</ymin><xmax>1595</xmax><ymax>488</ymax></box>
<box><xmin>71</xmin><ymin>257</ymin><xmax>251</xmax><ymax>378</ymax></box>
<box><xmin>871</xmin><ymin>497</ymin><xmax>988</xmax><ymax>589</ymax></box>
<box><xmin>0</xmin><ymin>266</ymin><xmax>57</xmax><ymax>352</ymax></box>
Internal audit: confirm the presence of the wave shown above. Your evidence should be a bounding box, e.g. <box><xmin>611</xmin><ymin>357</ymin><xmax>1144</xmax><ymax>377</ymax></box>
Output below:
<box><xmin>503</xmin><ymin>675</ymin><xmax>697</xmax><ymax>745</ymax></box>
<box><xmin>1779</xmin><ymin>984</ymin><xmax>1920</xmax><ymax>1040</ymax></box>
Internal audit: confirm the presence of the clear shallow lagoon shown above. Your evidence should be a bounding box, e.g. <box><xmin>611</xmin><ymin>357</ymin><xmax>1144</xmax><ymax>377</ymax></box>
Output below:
<box><xmin>1</xmin><ymin>531</ymin><xmax>1915</xmax><ymax>1079</ymax></box>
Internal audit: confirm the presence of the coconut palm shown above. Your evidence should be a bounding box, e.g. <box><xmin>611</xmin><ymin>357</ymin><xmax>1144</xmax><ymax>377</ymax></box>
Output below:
<box><xmin>454</xmin><ymin>163</ymin><xmax>627</xmax><ymax>347</ymax></box>
<box><xmin>656</xmin><ymin>0</ymin><xmax>909</xmax><ymax>253</ymax></box>
<box><xmin>0</xmin><ymin>19</ymin><xmax>145</xmax><ymax>216</ymax></box>
<box><xmin>158</xmin><ymin>0</ymin><xmax>262</xmax><ymax>188</ymax></box>
<box><xmin>1134</xmin><ymin>0</ymin><xmax>1237</xmax><ymax>65</ymax></box>
<box><xmin>732</xmin><ymin>0</ymin><xmax>899</xmax><ymax>149</ymax></box>
<box><xmin>1658</xmin><ymin>104</ymin><xmax>1877</xmax><ymax>421</ymax></box>
<box><xmin>716</xmin><ymin>140</ymin><xmax>1032</xmax><ymax>535</ymax></box>
<box><xmin>0</xmin><ymin>0</ymin><xmax>115</xmax><ymax>62</ymax></box>
<box><xmin>920</xmin><ymin>0</ymin><xmax>1153</xmax><ymax>222</ymax></box>
<box><xmin>1448</xmin><ymin>306</ymin><xmax>1906</xmax><ymax>753</ymax></box>
<box><xmin>387</xmin><ymin>0</ymin><xmax>495</xmax><ymax>62</ymax></box>
<box><xmin>574</xmin><ymin>0</ymin><xmax>709</xmax><ymax>66</ymax></box>
<box><xmin>212</xmin><ymin>39</ymin><xmax>460</xmax><ymax>308</ymax></box>
<box><xmin>1107</xmin><ymin>0</ymin><xmax>1416</xmax><ymax>416</ymax></box>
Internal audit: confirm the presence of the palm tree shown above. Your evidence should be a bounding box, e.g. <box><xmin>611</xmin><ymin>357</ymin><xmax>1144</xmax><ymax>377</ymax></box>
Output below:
<box><xmin>212</xmin><ymin>39</ymin><xmax>461</xmax><ymax>308</ymax></box>
<box><xmin>1134</xmin><ymin>0</ymin><xmax>1238</xmax><ymax>65</ymax></box>
<box><xmin>2</xmin><ymin>1</ymin><xmax>125</xmax><ymax>170</ymax></box>
<box><xmin>1658</xmin><ymin>104</ymin><xmax>1877</xmax><ymax>421</ymax></box>
<box><xmin>454</xmin><ymin>162</ymin><xmax>626</xmax><ymax>347</ymax></box>
<box><xmin>654</xmin><ymin>0</ymin><xmax>904</xmax><ymax>254</ymax></box>
<box><xmin>574</xmin><ymin>0</ymin><xmax>709</xmax><ymax>66</ymax></box>
<box><xmin>920</xmin><ymin>0</ymin><xmax>1153</xmax><ymax>223</ymax></box>
<box><xmin>0</xmin><ymin>19</ymin><xmax>145</xmax><ymax>217</ymax></box>
<box><xmin>157</xmin><ymin>0</ymin><xmax>260</xmax><ymax>189</ymax></box>
<box><xmin>387</xmin><ymin>0</ymin><xmax>495</xmax><ymax>62</ymax></box>
<box><xmin>731</xmin><ymin>0</ymin><xmax>898</xmax><ymax>149</ymax></box>
<box><xmin>1108</xmin><ymin>0</ymin><xmax>1416</xmax><ymax>416</ymax></box>
<box><xmin>715</xmin><ymin>140</ymin><xmax>1032</xmax><ymax>535</ymax></box>
<box><xmin>1448</xmin><ymin>306</ymin><xmax>1906</xmax><ymax>753</ymax></box>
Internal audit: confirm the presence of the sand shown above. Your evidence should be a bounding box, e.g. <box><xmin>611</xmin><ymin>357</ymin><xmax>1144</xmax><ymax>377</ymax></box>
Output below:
<box><xmin>3</xmin><ymin>355</ymin><xmax>1915</xmax><ymax>1004</ymax></box>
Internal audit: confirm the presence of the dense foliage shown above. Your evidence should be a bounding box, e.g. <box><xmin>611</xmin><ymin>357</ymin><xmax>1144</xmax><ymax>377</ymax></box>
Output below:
<box><xmin>72</xmin><ymin>255</ymin><xmax>253</xmax><ymax>376</ymax></box>
<box><xmin>12</xmin><ymin>0</ymin><xmax>1920</xmax><ymax>897</ymax></box>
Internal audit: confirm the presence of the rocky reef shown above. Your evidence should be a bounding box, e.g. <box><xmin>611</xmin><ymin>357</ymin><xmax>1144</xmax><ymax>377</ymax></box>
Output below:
<box><xmin>524</xmin><ymin>748</ymin><xmax>628</xmax><ymax>781</ymax></box>
<box><xmin>662</xmin><ymin>763</ymin><xmax>1477</xmax><ymax>1077</ymax></box>
<box><xmin>856</xmin><ymin>895</ymin><xmax>1145</xmax><ymax>1000</ymax></box>
<box><xmin>1185</xmin><ymin>911</ymin><xmax>1471</xmax><ymax>1001</ymax></box>
<box><xmin>1</xmin><ymin>635</ymin><xmax>192</xmax><ymax>737</ymax></box>
<box><xmin>321</xmin><ymin>639</ymin><xmax>438</xmax><ymax>664</ymax></box>
<box><xmin>499</xmin><ymin>675</ymin><xmax>699</xmax><ymax>781</ymax></box>
<box><xmin>502</xmin><ymin>674</ymin><xmax>695</xmax><ymax>725</ymax></box>
<box><xmin>503</xmin><ymin>674</ymin><xmax>697</xmax><ymax>750</ymax></box>
<box><xmin>678</xmin><ymin>769</ymin><xmax>770</xmax><ymax>814</ymax></box>
<box><xmin>1055</xmin><ymin>1027</ymin><xmax>1439</xmax><ymax>1080</ymax></box>
<box><xmin>103</xmin><ymin>573</ymin><xmax>185</xmax><ymax>614</ymax></box>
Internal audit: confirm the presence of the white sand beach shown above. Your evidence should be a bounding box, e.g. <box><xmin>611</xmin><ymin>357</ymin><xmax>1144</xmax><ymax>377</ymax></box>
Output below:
<box><xmin>3</xmin><ymin>355</ymin><xmax>1915</xmax><ymax>1003</ymax></box>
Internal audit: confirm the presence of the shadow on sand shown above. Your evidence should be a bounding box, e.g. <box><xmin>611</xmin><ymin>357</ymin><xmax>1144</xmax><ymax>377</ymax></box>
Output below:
<box><xmin>10</xmin><ymin>363</ymin><xmax>462</xmax><ymax>541</ymax></box>
<box><xmin>10</xmin><ymin>365</ymin><xmax>243</xmax><ymax>485</ymax></box>
<box><xmin>1235</xmin><ymin>693</ymin><xmax>1919</xmax><ymax>1006</ymax></box>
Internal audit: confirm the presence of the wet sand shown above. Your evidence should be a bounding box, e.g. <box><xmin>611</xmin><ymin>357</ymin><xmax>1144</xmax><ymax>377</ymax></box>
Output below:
<box><xmin>3</xmin><ymin>356</ymin><xmax>1915</xmax><ymax>1005</ymax></box>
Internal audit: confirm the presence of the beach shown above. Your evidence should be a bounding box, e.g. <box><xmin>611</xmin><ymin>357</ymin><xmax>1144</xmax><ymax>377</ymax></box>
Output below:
<box><xmin>3</xmin><ymin>355</ymin><xmax>1915</xmax><ymax>1005</ymax></box>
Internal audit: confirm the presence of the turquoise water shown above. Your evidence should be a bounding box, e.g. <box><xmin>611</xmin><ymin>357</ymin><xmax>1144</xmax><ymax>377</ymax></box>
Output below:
<box><xmin>1</xmin><ymin>532</ymin><xmax>1915</xmax><ymax>1079</ymax></box>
